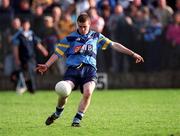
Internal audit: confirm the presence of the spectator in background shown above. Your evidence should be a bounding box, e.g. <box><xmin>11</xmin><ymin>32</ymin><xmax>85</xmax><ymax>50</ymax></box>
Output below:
<box><xmin>4</xmin><ymin>17</ymin><xmax>22</xmax><ymax>76</ymax></box>
<box><xmin>166</xmin><ymin>11</ymin><xmax>180</xmax><ymax>70</ymax></box>
<box><xmin>0</xmin><ymin>0</ymin><xmax>14</xmax><ymax>32</ymax></box>
<box><xmin>56</xmin><ymin>12</ymin><xmax>75</xmax><ymax>39</ymax></box>
<box><xmin>129</xmin><ymin>7</ymin><xmax>150</xmax><ymax>71</ymax></box>
<box><xmin>108</xmin><ymin>4</ymin><xmax>124</xmax><ymax>40</ymax></box>
<box><xmin>118</xmin><ymin>0</ymin><xmax>132</xmax><ymax>9</ymax></box>
<box><xmin>32</xmin><ymin>5</ymin><xmax>46</xmax><ymax>65</ymax></box>
<box><xmin>31</xmin><ymin>0</ymin><xmax>53</xmax><ymax>11</ymax></box>
<box><xmin>43</xmin><ymin>0</ymin><xmax>61</xmax><ymax>15</ymax></box>
<box><xmin>133</xmin><ymin>0</ymin><xmax>142</xmax><ymax>8</ymax></box>
<box><xmin>0</xmin><ymin>0</ymin><xmax>14</xmax><ymax>74</ymax></box>
<box><xmin>32</xmin><ymin>5</ymin><xmax>45</xmax><ymax>37</ymax></box>
<box><xmin>175</xmin><ymin>0</ymin><xmax>180</xmax><ymax>12</ymax></box>
<box><xmin>66</xmin><ymin>3</ymin><xmax>77</xmax><ymax>24</ymax></box>
<box><xmin>108</xmin><ymin>4</ymin><xmax>132</xmax><ymax>73</ymax></box>
<box><xmin>125</xmin><ymin>0</ymin><xmax>143</xmax><ymax>15</ymax></box>
<box><xmin>143</xmin><ymin>14</ymin><xmax>163</xmax><ymax>72</ymax></box>
<box><xmin>58</xmin><ymin>0</ymin><xmax>74</xmax><ymax>12</ymax></box>
<box><xmin>131</xmin><ymin>7</ymin><xmax>150</xmax><ymax>32</ymax></box>
<box><xmin>12</xmin><ymin>19</ymin><xmax>48</xmax><ymax>94</ymax></box>
<box><xmin>75</xmin><ymin>0</ymin><xmax>90</xmax><ymax>16</ymax></box>
<box><xmin>101</xmin><ymin>3</ymin><xmax>111</xmax><ymax>37</ymax></box>
<box><xmin>88</xmin><ymin>7</ymin><xmax>105</xmax><ymax>33</ymax></box>
<box><xmin>52</xmin><ymin>6</ymin><xmax>61</xmax><ymax>23</ymax></box>
<box><xmin>52</xmin><ymin>6</ymin><xmax>62</xmax><ymax>39</ymax></box>
<box><xmin>42</xmin><ymin>16</ymin><xmax>58</xmax><ymax>56</ymax></box>
<box><xmin>97</xmin><ymin>0</ymin><xmax>117</xmax><ymax>13</ymax></box>
<box><xmin>97</xmin><ymin>3</ymin><xmax>112</xmax><ymax>72</ymax></box>
<box><xmin>88</xmin><ymin>0</ymin><xmax>97</xmax><ymax>8</ymax></box>
<box><xmin>15</xmin><ymin>0</ymin><xmax>33</xmax><ymax>22</ymax></box>
<box><xmin>154</xmin><ymin>0</ymin><xmax>174</xmax><ymax>27</ymax></box>
<box><xmin>0</xmin><ymin>32</ymin><xmax>3</xmax><ymax>72</ymax></box>
<box><xmin>128</xmin><ymin>3</ymin><xmax>139</xmax><ymax>20</ymax></box>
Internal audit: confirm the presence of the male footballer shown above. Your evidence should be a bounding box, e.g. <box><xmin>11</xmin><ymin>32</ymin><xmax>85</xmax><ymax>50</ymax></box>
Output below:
<box><xmin>36</xmin><ymin>13</ymin><xmax>144</xmax><ymax>127</ymax></box>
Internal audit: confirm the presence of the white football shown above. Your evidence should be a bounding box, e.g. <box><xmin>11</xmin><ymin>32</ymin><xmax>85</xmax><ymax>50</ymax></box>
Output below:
<box><xmin>55</xmin><ymin>81</ymin><xmax>72</xmax><ymax>97</ymax></box>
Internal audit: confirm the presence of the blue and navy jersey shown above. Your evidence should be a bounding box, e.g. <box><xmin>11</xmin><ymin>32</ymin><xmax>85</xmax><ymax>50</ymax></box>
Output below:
<box><xmin>55</xmin><ymin>30</ymin><xmax>113</xmax><ymax>68</ymax></box>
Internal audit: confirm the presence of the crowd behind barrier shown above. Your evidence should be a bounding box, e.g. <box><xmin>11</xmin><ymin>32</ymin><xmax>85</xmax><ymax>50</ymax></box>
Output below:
<box><xmin>0</xmin><ymin>0</ymin><xmax>180</xmax><ymax>90</ymax></box>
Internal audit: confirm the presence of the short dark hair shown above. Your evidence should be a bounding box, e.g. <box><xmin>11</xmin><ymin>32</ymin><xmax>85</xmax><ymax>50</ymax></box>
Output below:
<box><xmin>77</xmin><ymin>13</ymin><xmax>90</xmax><ymax>23</ymax></box>
<box><xmin>21</xmin><ymin>18</ymin><xmax>30</xmax><ymax>24</ymax></box>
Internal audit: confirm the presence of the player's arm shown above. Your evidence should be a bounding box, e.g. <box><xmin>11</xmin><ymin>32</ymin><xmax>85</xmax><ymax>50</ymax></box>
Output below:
<box><xmin>111</xmin><ymin>42</ymin><xmax>144</xmax><ymax>63</ymax></box>
<box><xmin>36</xmin><ymin>53</ymin><xmax>58</xmax><ymax>75</ymax></box>
<box><xmin>36</xmin><ymin>37</ymin><xmax>70</xmax><ymax>74</ymax></box>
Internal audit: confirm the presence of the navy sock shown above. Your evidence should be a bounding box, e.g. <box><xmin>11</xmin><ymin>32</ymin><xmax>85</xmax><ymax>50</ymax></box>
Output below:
<box><xmin>54</xmin><ymin>107</ymin><xmax>64</xmax><ymax>117</ymax></box>
<box><xmin>73</xmin><ymin>111</ymin><xmax>84</xmax><ymax>124</ymax></box>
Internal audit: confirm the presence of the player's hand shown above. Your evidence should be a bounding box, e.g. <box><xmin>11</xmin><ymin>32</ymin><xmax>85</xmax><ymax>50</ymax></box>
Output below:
<box><xmin>36</xmin><ymin>64</ymin><xmax>48</xmax><ymax>75</ymax></box>
<box><xmin>133</xmin><ymin>53</ymin><xmax>144</xmax><ymax>63</ymax></box>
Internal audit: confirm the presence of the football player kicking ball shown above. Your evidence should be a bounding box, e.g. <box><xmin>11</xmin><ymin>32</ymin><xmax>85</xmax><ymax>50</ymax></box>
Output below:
<box><xmin>36</xmin><ymin>13</ymin><xmax>144</xmax><ymax>127</ymax></box>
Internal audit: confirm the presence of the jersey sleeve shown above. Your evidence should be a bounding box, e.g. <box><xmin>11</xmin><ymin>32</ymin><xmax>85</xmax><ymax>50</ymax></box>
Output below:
<box><xmin>54</xmin><ymin>37</ymin><xmax>70</xmax><ymax>58</ymax></box>
<box><xmin>97</xmin><ymin>33</ymin><xmax>113</xmax><ymax>50</ymax></box>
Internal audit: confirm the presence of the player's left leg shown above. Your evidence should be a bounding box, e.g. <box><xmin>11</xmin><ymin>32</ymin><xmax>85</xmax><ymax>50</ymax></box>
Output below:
<box><xmin>72</xmin><ymin>81</ymin><xmax>96</xmax><ymax>127</ymax></box>
<box><xmin>45</xmin><ymin>80</ymin><xmax>75</xmax><ymax>125</ymax></box>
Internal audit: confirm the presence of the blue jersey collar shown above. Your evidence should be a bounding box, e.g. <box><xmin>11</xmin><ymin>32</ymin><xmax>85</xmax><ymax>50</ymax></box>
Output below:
<box><xmin>77</xmin><ymin>29</ymin><xmax>91</xmax><ymax>37</ymax></box>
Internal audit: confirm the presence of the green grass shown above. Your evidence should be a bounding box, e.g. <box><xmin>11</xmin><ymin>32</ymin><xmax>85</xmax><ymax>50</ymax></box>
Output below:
<box><xmin>0</xmin><ymin>89</ymin><xmax>180</xmax><ymax>136</ymax></box>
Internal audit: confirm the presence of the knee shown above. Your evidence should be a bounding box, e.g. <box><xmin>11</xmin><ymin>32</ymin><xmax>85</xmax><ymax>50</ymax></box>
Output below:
<box><xmin>83</xmin><ymin>89</ymin><xmax>93</xmax><ymax>99</ymax></box>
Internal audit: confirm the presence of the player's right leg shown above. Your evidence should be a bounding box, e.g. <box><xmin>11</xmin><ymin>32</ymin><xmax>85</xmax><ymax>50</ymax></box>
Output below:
<box><xmin>45</xmin><ymin>80</ymin><xmax>74</xmax><ymax>126</ymax></box>
<box><xmin>72</xmin><ymin>81</ymin><xmax>96</xmax><ymax>127</ymax></box>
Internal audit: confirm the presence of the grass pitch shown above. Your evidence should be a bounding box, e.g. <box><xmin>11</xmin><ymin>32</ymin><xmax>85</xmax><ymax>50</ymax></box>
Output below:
<box><xmin>0</xmin><ymin>89</ymin><xmax>180</xmax><ymax>136</ymax></box>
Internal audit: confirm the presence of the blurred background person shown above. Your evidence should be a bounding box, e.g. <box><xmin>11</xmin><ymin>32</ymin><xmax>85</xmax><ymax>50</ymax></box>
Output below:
<box><xmin>154</xmin><ymin>0</ymin><xmax>174</xmax><ymax>28</ymax></box>
<box><xmin>142</xmin><ymin>14</ymin><xmax>163</xmax><ymax>72</ymax></box>
<box><xmin>3</xmin><ymin>17</ymin><xmax>22</xmax><ymax>77</ymax></box>
<box><xmin>100</xmin><ymin>2</ymin><xmax>111</xmax><ymax>37</ymax></box>
<box><xmin>0</xmin><ymin>33</ymin><xmax>2</xmax><ymax>72</ymax></box>
<box><xmin>41</xmin><ymin>16</ymin><xmax>57</xmax><ymax>57</ymax></box>
<box><xmin>0</xmin><ymin>0</ymin><xmax>13</xmax><ymax>32</ymax></box>
<box><xmin>56</xmin><ymin>11</ymin><xmax>75</xmax><ymax>38</ymax></box>
<box><xmin>0</xmin><ymin>0</ymin><xmax>14</xmax><ymax>70</ymax></box>
<box><xmin>107</xmin><ymin>4</ymin><xmax>134</xmax><ymax>73</ymax></box>
<box><xmin>166</xmin><ymin>11</ymin><xmax>180</xmax><ymax>70</ymax></box>
<box><xmin>58</xmin><ymin>0</ymin><xmax>74</xmax><ymax>12</ymax></box>
<box><xmin>15</xmin><ymin>0</ymin><xmax>33</xmax><ymax>23</ymax></box>
<box><xmin>128</xmin><ymin>6</ymin><xmax>150</xmax><ymax>72</ymax></box>
<box><xmin>175</xmin><ymin>0</ymin><xmax>180</xmax><ymax>12</ymax></box>
<box><xmin>97</xmin><ymin>3</ymin><xmax>112</xmax><ymax>72</ymax></box>
<box><xmin>31</xmin><ymin>0</ymin><xmax>53</xmax><ymax>12</ymax></box>
<box><xmin>75</xmin><ymin>0</ymin><xmax>90</xmax><ymax>16</ymax></box>
<box><xmin>12</xmin><ymin>19</ymin><xmax>48</xmax><ymax>94</ymax></box>
<box><xmin>88</xmin><ymin>7</ymin><xmax>105</xmax><ymax>33</ymax></box>
<box><xmin>32</xmin><ymin>4</ymin><xmax>45</xmax><ymax>38</ymax></box>
<box><xmin>52</xmin><ymin>6</ymin><xmax>62</xmax><ymax>36</ymax></box>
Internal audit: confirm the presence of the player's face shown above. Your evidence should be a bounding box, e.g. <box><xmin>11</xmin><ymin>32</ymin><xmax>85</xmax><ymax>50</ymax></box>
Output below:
<box><xmin>77</xmin><ymin>20</ymin><xmax>90</xmax><ymax>35</ymax></box>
